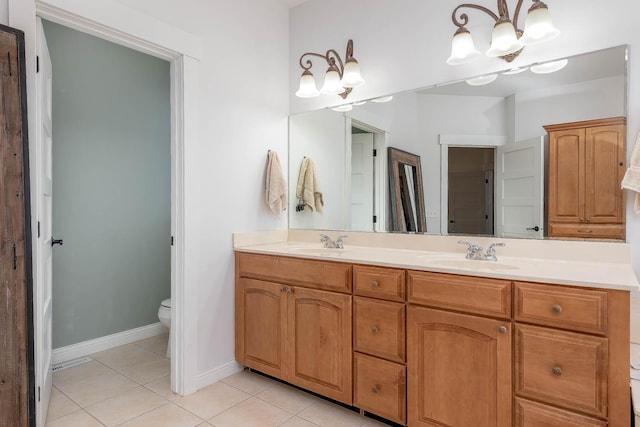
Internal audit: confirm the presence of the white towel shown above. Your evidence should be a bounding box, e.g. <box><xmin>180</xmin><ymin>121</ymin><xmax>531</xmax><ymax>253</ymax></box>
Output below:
<box><xmin>265</xmin><ymin>151</ymin><xmax>287</xmax><ymax>215</ymax></box>
<box><xmin>296</xmin><ymin>157</ymin><xmax>323</xmax><ymax>213</ymax></box>
<box><xmin>621</xmin><ymin>132</ymin><xmax>640</xmax><ymax>213</ymax></box>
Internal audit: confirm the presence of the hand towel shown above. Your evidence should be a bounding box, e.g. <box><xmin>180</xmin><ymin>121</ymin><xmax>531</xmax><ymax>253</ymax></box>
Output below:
<box><xmin>621</xmin><ymin>131</ymin><xmax>640</xmax><ymax>213</ymax></box>
<box><xmin>296</xmin><ymin>157</ymin><xmax>324</xmax><ymax>213</ymax></box>
<box><xmin>265</xmin><ymin>151</ymin><xmax>287</xmax><ymax>215</ymax></box>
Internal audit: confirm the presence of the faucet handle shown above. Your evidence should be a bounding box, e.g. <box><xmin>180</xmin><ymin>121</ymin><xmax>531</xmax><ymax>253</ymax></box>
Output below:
<box><xmin>335</xmin><ymin>235</ymin><xmax>348</xmax><ymax>248</ymax></box>
<box><xmin>486</xmin><ymin>242</ymin><xmax>505</xmax><ymax>255</ymax></box>
<box><xmin>458</xmin><ymin>240</ymin><xmax>482</xmax><ymax>251</ymax></box>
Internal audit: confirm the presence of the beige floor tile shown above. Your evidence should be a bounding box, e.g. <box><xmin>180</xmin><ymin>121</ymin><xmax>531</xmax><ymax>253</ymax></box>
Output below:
<box><xmin>208</xmin><ymin>397</ymin><xmax>293</xmax><ymax>427</ymax></box>
<box><xmin>279</xmin><ymin>417</ymin><xmax>321</xmax><ymax>427</ymax></box>
<box><xmin>46</xmin><ymin>387</ymin><xmax>81</xmax><ymax>422</ymax></box>
<box><xmin>256</xmin><ymin>382</ymin><xmax>318</xmax><ymax>414</ymax></box>
<box><xmin>45</xmin><ymin>409</ymin><xmax>103</xmax><ymax>427</ymax></box>
<box><xmin>145</xmin><ymin>375</ymin><xmax>179</xmax><ymax>400</ymax></box>
<box><xmin>56</xmin><ymin>370</ymin><xmax>139</xmax><ymax>407</ymax></box>
<box><xmin>119</xmin><ymin>357</ymin><xmax>170</xmax><ymax>384</ymax></box>
<box><xmin>136</xmin><ymin>333</ymin><xmax>170</xmax><ymax>356</ymax></box>
<box><xmin>174</xmin><ymin>381</ymin><xmax>250</xmax><ymax>419</ymax></box>
<box><xmin>298</xmin><ymin>400</ymin><xmax>366</xmax><ymax>427</ymax></box>
<box><xmin>85</xmin><ymin>386</ymin><xmax>167</xmax><ymax>426</ymax></box>
<box><xmin>221</xmin><ymin>370</ymin><xmax>275</xmax><ymax>395</ymax></box>
<box><xmin>52</xmin><ymin>360</ymin><xmax>113</xmax><ymax>389</ymax></box>
<box><xmin>119</xmin><ymin>403</ymin><xmax>203</xmax><ymax>427</ymax></box>
<box><xmin>91</xmin><ymin>344</ymin><xmax>165</xmax><ymax>371</ymax></box>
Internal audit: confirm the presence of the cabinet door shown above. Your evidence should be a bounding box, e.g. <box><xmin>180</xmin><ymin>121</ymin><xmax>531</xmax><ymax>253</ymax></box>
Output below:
<box><xmin>548</xmin><ymin>129</ymin><xmax>585</xmax><ymax>223</ymax></box>
<box><xmin>585</xmin><ymin>124</ymin><xmax>625</xmax><ymax>224</ymax></box>
<box><xmin>287</xmin><ymin>287</ymin><xmax>352</xmax><ymax>404</ymax></box>
<box><xmin>235</xmin><ymin>278</ymin><xmax>287</xmax><ymax>379</ymax></box>
<box><xmin>408</xmin><ymin>306</ymin><xmax>512</xmax><ymax>427</ymax></box>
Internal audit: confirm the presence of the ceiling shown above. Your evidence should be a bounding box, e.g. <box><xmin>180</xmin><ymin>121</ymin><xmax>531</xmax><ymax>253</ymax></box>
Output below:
<box><xmin>279</xmin><ymin>0</ymin><xmax>311</xmax><ymax>7</ymax></box>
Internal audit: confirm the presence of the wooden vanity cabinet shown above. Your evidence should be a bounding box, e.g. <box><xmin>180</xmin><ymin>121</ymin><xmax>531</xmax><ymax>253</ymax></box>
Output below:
<box><xmin>545</xmin><ymin>117</ymin><xmax>626</xmax><ymax>240</ymax></box>
<box><xmin>235</xmin><ymin>253</ymin><xmax>353</xmax><ymax>404</ymax></box>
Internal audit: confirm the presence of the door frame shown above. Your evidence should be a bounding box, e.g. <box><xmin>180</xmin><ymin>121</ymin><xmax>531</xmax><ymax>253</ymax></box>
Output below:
<box><xmin>8</xmin><ymin>0</ymin><xmax>202</xmax><ymax>401</ymax></box>
<box><xmin>439</xmin><ymin>134</ymin><xmax>506</xmax><ymax>235</ymax></box>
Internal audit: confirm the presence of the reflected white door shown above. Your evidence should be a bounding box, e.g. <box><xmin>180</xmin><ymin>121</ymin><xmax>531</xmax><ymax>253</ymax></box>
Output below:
<box><xmin>351</xmin><ymin>133</ymin><xmax>374</xmax><ymax>231</ymax></box>
<box><xmin>35</xmin><ymin>17</ymin><xmax>53</xmax><ymax>426</ymax></box>
<box><xmin>496</xmin><ymin>137</ymin><xmax>544</xmax><ymax>238</ymax></box>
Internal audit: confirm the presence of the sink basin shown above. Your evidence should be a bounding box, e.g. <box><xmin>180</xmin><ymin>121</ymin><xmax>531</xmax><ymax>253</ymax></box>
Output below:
<box><xmin>287</xmin><ymin>247</ymin><xmax>347</xmax><ymax>255</ymax></box>
<box><xmin>425</xmin><ymin>259</ymin><xmax>519</xmax><ymax>271</ymax></box>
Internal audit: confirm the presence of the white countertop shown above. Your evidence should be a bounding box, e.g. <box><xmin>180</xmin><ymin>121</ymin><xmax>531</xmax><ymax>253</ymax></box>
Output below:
<box><xmin>233</xmin><ymin>230</ymin><xmax>639</xmax><ymax>292</ymax></box>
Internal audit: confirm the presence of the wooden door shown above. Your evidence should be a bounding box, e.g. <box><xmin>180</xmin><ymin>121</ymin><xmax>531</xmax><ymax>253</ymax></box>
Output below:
<box><xmin>350</xmin><ymin>133</ymin><xmax>374</xmax><ymax>231</ymax></box>
<box><xmin>407</xmin><ymin>306</ymin><xmax>512</xmax><ymax>427</ymax></box>
<box><xmin>287</xmin><ymin>286</ymin><xmax>352</xmax><ymax>404</ymax></box>
<box><xmin>548</xmin><ymin>129</ymin><xmax>585</xmax><ymax>223</ymax></box>
<box><xmin>0</xmin><ymin>24</ymin><xmax>32</xmax><ymax>427</ymax></box>
<box><xmin>585</xmin><ymin>124</ymin><xmax>625</xmax><ymax>224</ymax></box>
<box><xmin>235</xmin><ymin>278</ymin><xmax>287</xmax><ymax>379</ymax></box>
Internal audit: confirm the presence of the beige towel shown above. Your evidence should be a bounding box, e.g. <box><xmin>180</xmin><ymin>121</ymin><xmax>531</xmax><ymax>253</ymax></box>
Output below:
<box><xmin>621</xmin><ymin>132</ymin><xmax>640</xmax><ymax>213</ymax></box>
<box><xmin>296</xmin><ymin>157</ymin><xmax>323</xmax><ymax>213</ymax></box>
<box><xmin>265</xmin><ymin>151</ymin><xmax>287</xmax><ymax>215</ymax></box>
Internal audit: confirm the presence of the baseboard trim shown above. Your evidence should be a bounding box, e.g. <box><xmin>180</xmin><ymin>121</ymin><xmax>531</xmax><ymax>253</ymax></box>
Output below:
<box><xmin>195</xmin><ymin>360</ymin><xmax>243</xmax><ymax>391</ymax></box>
<box><xmin>52</xmin><ymin>322</ymin><xmax>168</xmax><ymax>365</ymax></box>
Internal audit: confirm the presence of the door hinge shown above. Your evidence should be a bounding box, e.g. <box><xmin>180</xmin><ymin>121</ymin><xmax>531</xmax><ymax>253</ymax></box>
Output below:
<box><xmin>38</xmin><ymin>221</ymin><xmax>41</xmax><ymax>238</ymax></box>
<box><xmin>36</xmin><ymin>56</ymin><xmax>39</xmax><ymax>73</ymax></box>
<box><xmin>38</xmin><ymin>386</ymin><xmax>41</xmax><ymax>402</ymax></box>
<box><xmin>373</xmin><ymin>149</ymin><xmax>377</xmax><ymax>157</ymax></box>
<box><xmin>373</xmin><ymin>215</ymin><xmax>377</xmax><ymax>223</ymax></box>
<box><xmin>170</xmin><ymin>236</ymin><xmax>174</xmax><ymax>246</ymax></box>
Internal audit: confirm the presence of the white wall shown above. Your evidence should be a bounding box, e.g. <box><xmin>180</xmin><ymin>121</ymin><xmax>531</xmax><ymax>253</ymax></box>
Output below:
<box><xmin>290</xmin><ymin>0</ymin><xmax>640</xmax><ymax>280</ymax></box>
<box><xmin>3</xmin><ymin>0</ymin><xmax>289</xmax><ymax>391</ymax></box>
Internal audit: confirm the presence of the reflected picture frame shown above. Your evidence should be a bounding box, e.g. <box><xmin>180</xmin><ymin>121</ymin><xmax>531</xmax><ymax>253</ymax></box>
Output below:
<box><xmin>388</xmin><ymin>147</ymin><xmax>427</xmax><ymax>232</ymax></box>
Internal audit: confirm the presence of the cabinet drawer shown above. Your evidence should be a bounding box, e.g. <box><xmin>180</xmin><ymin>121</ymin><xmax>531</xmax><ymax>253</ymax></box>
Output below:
<box><xmin>515</xmin><ymin>324</ymin><xmax>608</xmax><ymax>418</ymax></box>
<box><xmin>236</xmin><ymin>252</ymin><xmax>352</xmax><ymax>293</ymax></box>
<box><xmin>407</xmin><ymin>271</ymin><xmax>511</xmax><ymax>319</ymax></box>
<box><xmin>354</xmin><ymin>297</ymin><xmax>405</xmax><ymax>363</ymax></box>
<box><xmin>549</xmin><ymin>222</ymin><xmax>624</xmax><ymax>239</ymax></box>
<box><xmin>354</xmin><ymin>352</ymin><xmax>406</xmax><ymax>425</ymax></box>
<box><xmin>514</xmin><ymin>398</ymin><xmax>606</xmax><ymax>427</ymax></box>
<box><xmin>354</xmin><ymin>265</ymin><xmax>405</xmax><ymax>301</ymax></box>
<box><xmin>515</xmin><ymin>282</ymin><xmax>608</xmax><ymax>335</ymax></box>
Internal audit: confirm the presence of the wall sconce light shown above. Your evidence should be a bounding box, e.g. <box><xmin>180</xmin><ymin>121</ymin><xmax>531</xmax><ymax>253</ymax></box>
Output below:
<box><xmin>447</xmin><ymin>0</ymin><xmax>560</xmax><ymax>65</ymax></box>
<box><xmin>296</xmin><ymin>39</ymin><xmax>365</xmax><ymax>99</ymax></box>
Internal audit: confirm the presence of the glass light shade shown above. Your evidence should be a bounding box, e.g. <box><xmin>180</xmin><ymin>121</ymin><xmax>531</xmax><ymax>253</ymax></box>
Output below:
<box><xmin>502</xmin><ymin>67</ymin><xmax>529</xmax><ymax>75</ymax></box>
<box><xmin>321</xmin><ymin>68</ymin><xmax>344</xmax><ymax>95</ymax></box>
<box><xmin>341</xmin><ymin>59</ymin><xmax>365</xmax><ymax>88</ymax></box>
<box><xmin>331</xmin><ymin>104</ymin><xmax>353</xmax><ymax>112</ymax></box>
<box><xmin>486</xmin><ymin>20</ymin><xmax>524</xmax><ymax>57</ymax></box>
<box><xmin>295</xmin><ymin>71</ymin><xmax>319</xmax><ymax>98</ymax></box>
<box><xmin>446</xmin><ymin>28</ymin><xmax>481</xmax><ymax>65</ymax></box>
<box><xmin>520</xmin><ymin>4</ymin><xmax>560</xmax><ymax>45</ymax></box>
<box><xmin>530</xmin><ymin>58</ymin><xmax>568</xmax><ymax>74</ymax></box>
<box><xmin>370</xmin><ymin>95</ymin><xmax>393</xmax><ymax>103</ymax></box>
<box><xmin>466</xmin><ymin>74</ymin><xmax>498</xmax><ymax>86</ymax></box>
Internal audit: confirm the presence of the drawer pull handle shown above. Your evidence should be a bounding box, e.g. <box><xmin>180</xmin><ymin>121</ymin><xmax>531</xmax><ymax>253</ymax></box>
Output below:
<box><xmin>371</xmin><ymin>280</ymin><xmax>379</xmax><ymax>288</ymax></box>
<box><xmin>371</xmin><ymin>326</ymin><xmax>379</xmax><ymax>334</ymax></box>
<box><xmin>552</xmin><ymin>367</ymin><xmax>563</xmax><ymax>376</ymax></box>
<box><xmin>498</xmin><ymin>326</ymin><xmax>507</xmax><ymax>334</ymax></box>
<box><xmin>578</xmin><ymin>229</ymin><xmax>593</xmax><ymax>233</ymax></box>
<box><xmin>552</xmin><ymin>304</ymin><xmax>563</xmax><ymax>314</ymax></box>
<box><xmin>371</xmin><ymin>385</ymin><xmax>380</xmax><ymax>393</ymax></box>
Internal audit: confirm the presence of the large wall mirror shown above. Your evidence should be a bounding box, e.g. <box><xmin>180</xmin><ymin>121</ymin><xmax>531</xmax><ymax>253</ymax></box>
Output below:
<box><xmin>288</xmin><ymin>45</ymin><xmax>628</xmax><ymax>241</ymax></box>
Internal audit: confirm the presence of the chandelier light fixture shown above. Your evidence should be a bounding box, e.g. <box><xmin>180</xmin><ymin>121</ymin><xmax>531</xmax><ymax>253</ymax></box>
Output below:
<box><xmin>446</xmin><ymin>0</ymin><xmax>560</xmax><ymax>65</ymax></box>
<box><xmin>295</xmin><ymin>39</ymin><xmax>365</xmax><ymax>99</ymax></box>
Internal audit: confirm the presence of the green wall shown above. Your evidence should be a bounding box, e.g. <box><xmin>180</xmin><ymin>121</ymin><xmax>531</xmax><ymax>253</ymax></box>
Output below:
<box><xmin>43</xmin><ymin>20</ymin><xmax>171</xmax><ymax>348</ymax></box>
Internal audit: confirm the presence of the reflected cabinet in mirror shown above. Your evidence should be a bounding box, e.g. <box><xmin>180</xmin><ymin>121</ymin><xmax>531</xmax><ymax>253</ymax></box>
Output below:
<box><xmin>288</xmin><ymin>46</ymin><xmax>628</xmax><ymax>241</ymax></box>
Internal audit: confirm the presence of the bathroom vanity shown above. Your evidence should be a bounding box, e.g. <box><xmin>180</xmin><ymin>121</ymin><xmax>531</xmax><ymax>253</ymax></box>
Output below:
<box><xmin>234</xmin><ymin>231</ymin><xmax>637</xmax><ymax>427</ymax></box>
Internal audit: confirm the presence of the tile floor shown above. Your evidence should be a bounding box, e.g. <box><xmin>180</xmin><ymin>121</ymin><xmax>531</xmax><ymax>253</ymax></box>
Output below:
<box><xmin>46</xmin><ymin>334</ymin><xmax>393</xmax><ymax>426</ymax></box>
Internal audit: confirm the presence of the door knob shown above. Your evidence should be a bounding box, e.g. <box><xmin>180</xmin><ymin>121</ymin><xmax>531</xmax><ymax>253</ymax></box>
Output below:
<box><xmin>526</xmin><ymin>226</ymin><xmax>540</xmax><ymax>232</ymax></box>
<box><xmin>51</xmin><ymin>238</ymin><xmax>64</xmax><ymax>247</ymax></box>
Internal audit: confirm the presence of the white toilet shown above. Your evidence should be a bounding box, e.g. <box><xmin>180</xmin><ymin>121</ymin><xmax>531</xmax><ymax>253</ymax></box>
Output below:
<box><xmin>157</xmin><ymin>298</ymin><xmax>171</xmax><ymax>358</ymax></box>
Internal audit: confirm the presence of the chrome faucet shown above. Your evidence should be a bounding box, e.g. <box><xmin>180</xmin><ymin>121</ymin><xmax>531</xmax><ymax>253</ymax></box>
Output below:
<box><xmin>320</xmin><ymin>234</ymin><xmax>347</xmax><ymax>249</ymax></box>
<box><xmin>458</xmin><ymin>241</ymin><xmax>506</xmax><ymax>261</ymax></box>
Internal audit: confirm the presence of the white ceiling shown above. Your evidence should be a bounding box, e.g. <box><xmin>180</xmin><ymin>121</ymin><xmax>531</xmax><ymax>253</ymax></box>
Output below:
<box><xmin>278</xmin><ymin>0</ymin><xmax>311</xmax><ymax>8</ymax></box>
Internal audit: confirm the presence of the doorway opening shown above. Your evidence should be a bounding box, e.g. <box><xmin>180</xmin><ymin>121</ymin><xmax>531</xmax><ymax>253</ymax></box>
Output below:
<box><xmin>447</xmin><ymin>147</ymin><xmax>495</xmax><ymax>235</ymax></box>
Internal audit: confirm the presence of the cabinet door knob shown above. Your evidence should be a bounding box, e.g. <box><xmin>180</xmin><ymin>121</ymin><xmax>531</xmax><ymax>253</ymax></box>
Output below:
<box><xmin>287</xmin><ymin>288</ymin><xmax>294</xmax><ymax>294</ymax></box>
<box><xmin>371</xmin><ymin>280</ymin><xmax>379</xmax><ymax>288</ymax></box>
<box><xmin>552</xmin><ymin>366</ymin><xmax>563</xmax><ymax>376</ymax></box>
<box><xmin>498</xmin><ymin>326</ymin><xmax>507</xmax><ymax>334</ymax></box>
<box><xmin>280</xmin><ymin>287</ymin><xmax>286</xmax><ymax>293</ymax></box>
<box><xmin>371</xmin><ymin>325</ymin><xmax>379</xmax><ymax>334</ymax></box>
<box><xmin>371</xmin><ymin>385</ymin><xmax>380</xmax><ymax>393</ymax></box>
<box><xmin>552</xmin><ymin>304</ymin><xmax>563</xmax><ymax>314</ymax></box>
